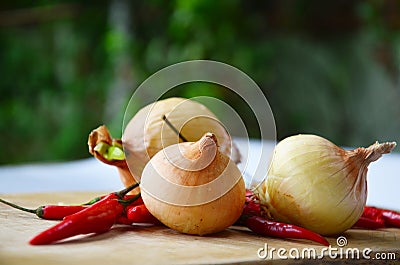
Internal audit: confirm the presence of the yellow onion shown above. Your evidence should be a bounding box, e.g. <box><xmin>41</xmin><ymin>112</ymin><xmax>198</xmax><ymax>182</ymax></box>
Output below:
<box><xmin>257</xmin><ymin>134</ymin><xmax>396</xmax><ymax>236</ymax></box>
<box><xmin>122</xmin><ymin>97</ymin><xmax>240</xmax><ymax>185</ymax></box>
<box><xmin>141</xmin><ymin>132</ymin><xmax>246</xmax><ymax>235</ymax></box>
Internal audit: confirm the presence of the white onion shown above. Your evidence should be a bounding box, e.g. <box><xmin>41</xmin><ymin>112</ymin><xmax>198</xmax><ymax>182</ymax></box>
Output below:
<box><xmin>257</xmin><ymin>134</ymin><xmax>396</xmax><ymax>235</ymax></box>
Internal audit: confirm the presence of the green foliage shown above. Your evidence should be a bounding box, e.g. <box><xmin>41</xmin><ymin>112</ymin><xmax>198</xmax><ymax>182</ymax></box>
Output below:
<box><xmin>1</xmin><ymin>1</ymin><xmax>399</xmax><ymax>164</ymax></box>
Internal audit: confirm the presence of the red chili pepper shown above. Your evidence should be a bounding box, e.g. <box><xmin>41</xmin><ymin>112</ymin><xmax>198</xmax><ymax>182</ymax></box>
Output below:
<box><xmin>0</xmin><ymin>198</ymin><xmax>87</xmax><ymax>220</ymax></box>
<box><xmin>382</xmin><ymin>210</ymin><xmax>400</xmax><ymax>228</ymax></box>
<box><xmin>29</xmin><ymin>196</ymin><xmax>123</xmax><ymax>245</ymax></box>
<box><xmin>242</xmin><ymin>190</ymin><xmax>261</xmax><ymax>217</ymax></box>
<box><xmin>116</xmin><ymin>197</ymin><xmax>145</xmax><ymax>225</ymax></box>
<box><xmin>362</xmin><ymin>206</ymin><xmax>383</xmax><ymax>220</ymax></box>
<box><xmin>361</xmin><ymin>206</ymin><xmax>400</xmax><ymax>228</ymax></box>
<box><xmin>353</xmin><ymin>216</ymin><xmax>386</xmax><ymax>229</ymax></box>
<box><xmin>0</xmin><ymin>192</ymin><xmax>144</xmax><ymax>220</ymax></box>
<box><xmin>246</xmin><ymin>189</ymin><xmax>254</xmax><ymax>198</ymax></box>
<box><xmin>126</xmin><ymin>204</ymin><xmax>160</xmax><ymax>224</ymax></box>
<box><xmin>34</xmin><ymin>205</ymin><xmax>87</xmax><ymax>220</ymax></box>
<box><xmin>29</xmin><ymin>183</ymin><xmax>140</xmax><ymax>245</ymax></box>
<box><xmin>0</xmin><ymin>193</ymin><xmax>142</xmax><ymax>220</ymax></box>
<box><xmin>117</xmin><ymin>215</ymin><xmax>133</xmax><ymax>225</ymax></box>
<box><xmin>245</xmin><ymin>216</ymin><xmax>330</xmax><ymax>246</ymax></box>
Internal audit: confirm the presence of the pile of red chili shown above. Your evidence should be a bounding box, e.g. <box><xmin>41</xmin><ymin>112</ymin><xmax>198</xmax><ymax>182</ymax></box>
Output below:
<box><xmin>0</xmin><ymin>182</ymin><xmax>158</xmax><ymax>245</ymax></box>
<box><xmin>1</xmin><ymin>186</ymin><xmax>399</xmax><ymax>246</ymax></box>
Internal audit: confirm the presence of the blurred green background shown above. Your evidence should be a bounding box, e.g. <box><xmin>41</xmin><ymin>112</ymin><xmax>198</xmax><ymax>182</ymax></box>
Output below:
<box><xmin>1</xmin><ymin>0</ymin><xmax>399</xmax><ymax>164</ymax></box>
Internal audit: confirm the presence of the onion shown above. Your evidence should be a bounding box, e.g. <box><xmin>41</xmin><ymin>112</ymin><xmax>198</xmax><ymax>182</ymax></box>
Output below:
<box><xmin>141</xmin><ymin>133</ymin><xmax>246</xmax><ymax>235</ymax></box>
<box><xmin>256</xmin><ymin>134</ymin><xmax>396</xmax><ymax>236</ymax></box>
<box><xmin>122</xmin><ymin>97</ymin><xmax>240</xmax><ymax>185</ymax></box>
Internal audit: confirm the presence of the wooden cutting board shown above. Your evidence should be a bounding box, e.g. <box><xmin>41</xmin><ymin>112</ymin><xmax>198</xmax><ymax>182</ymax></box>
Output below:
<box><xmin>0</xmin><ymin>192</ymin><xmax>399</xmax><ymax>265</ymax></box>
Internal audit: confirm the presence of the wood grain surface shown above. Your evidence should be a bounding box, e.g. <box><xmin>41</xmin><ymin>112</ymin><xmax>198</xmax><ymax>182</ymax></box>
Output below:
<box><xmin>0</xmin><ymin>192</ymin><xmax>399</xmax><ymax>265</ymax></box>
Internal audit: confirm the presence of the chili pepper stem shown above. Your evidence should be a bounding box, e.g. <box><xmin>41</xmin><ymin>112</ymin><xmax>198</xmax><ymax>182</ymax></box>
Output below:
<box><xmin>115</xmin><ymin>182</ymin><xmax>140</xmax><ymax>198</ymax></box>
<box><xmin>82</xmin><ymin>196</ymin><xmax>104</xmax><ymax>205</ymax></box>
<box><xmin>118</xmin><ymin>193</ymin><xmax>141</xmax><ymax>206</ymax></box>
<box><xmin>0</xmin><ymin>198</ymin><xmax>37</xmax><ymax>214</ymax></box>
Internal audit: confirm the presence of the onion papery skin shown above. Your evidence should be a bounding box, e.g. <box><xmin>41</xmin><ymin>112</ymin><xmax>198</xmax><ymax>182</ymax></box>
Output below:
<box><xmin>257</xmin><ymin>134</ymin><xmax>396</xmax><ymax>236</ymax></box>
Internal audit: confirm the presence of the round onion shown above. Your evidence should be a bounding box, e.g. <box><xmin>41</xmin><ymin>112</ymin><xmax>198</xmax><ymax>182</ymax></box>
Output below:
<box><xmin>257</xmin><ymin>134</ymin><xmax>396</xmax><ymax>236</ymax></box>
<box><xmin>122</xmin><ymin>97</ymin><xmax>240</xmax><ymax>185</ymax></box>
<box><xmin>141</xmin><ymin>133</ymin><xmax>246</xmax><ymax>235</ymax></box>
